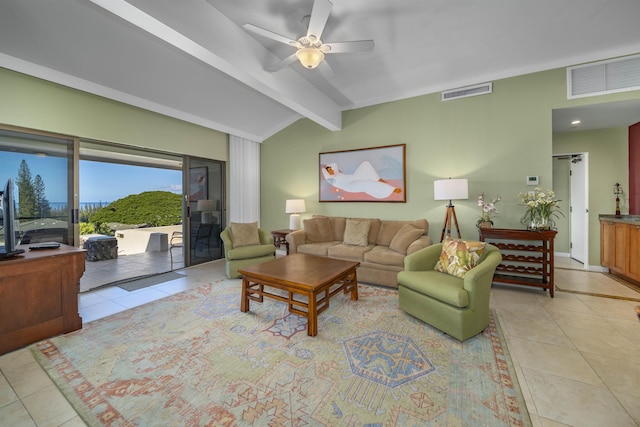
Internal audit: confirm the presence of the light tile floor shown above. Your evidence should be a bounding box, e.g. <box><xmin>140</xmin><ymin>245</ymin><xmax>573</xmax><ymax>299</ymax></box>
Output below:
<box><xmin>1</xmin><ymin>257</ymin><xmax>639</xmax><ymax>426</ymax></box>
<box><xmin>79</xmin><ymin>248</ymin><xmax>184</xmax><ymax>293</ymax></box>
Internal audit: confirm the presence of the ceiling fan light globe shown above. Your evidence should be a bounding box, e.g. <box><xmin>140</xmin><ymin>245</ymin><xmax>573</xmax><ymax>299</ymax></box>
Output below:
<box><xmin>296</xmin><ymin>47</ymin><xmax>324</xmax><ymax>69</ymax></box>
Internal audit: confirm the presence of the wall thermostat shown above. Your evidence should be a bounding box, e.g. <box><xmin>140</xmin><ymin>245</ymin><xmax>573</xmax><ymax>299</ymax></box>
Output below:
<box><xmin>526</xmin><ymin>176</ymin><xmax>539</xmax><ymax>186</ymax></box>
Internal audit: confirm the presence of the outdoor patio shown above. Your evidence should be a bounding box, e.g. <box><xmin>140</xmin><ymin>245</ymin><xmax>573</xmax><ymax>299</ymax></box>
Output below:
<box><xmin>80</xmin><ymin>247</ymin><xmax>184</xmax><ymax>293</ymax></box>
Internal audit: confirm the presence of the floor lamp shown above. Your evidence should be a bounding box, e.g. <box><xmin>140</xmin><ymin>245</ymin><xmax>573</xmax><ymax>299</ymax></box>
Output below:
<box><xmin>434</xmin><ymin>178</ymin><xmax>468</xmax><ymax>242</ymax></box>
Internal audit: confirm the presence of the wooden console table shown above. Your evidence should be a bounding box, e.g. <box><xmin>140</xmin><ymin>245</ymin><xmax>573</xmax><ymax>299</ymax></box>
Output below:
<box><xmin>479</xmin><ymin>228</ymin><xmax>557</xmax><ymax>297</ymax></box>
<box><xmin>0</xmin><ymin>244</ymin><xmax>85</xmax><ymax>354</ymax></box>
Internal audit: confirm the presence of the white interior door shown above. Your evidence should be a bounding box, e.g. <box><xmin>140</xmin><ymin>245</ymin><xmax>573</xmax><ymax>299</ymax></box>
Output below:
<box><xmin>570</xmin><ymin>154</ymin><xmax>588</xmax><ymax>264</ymax></box>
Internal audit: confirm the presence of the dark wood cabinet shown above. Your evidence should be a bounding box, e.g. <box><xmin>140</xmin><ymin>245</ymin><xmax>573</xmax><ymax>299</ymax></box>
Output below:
<box><xmin>0</xmin><ymin>244</ymin><xmax>84</xmax><ymax>354</ymax></box>
<box><xmin>479</xmin><ymin>228</ymin><xmax>557</xmax><ymax>297</ymax></box>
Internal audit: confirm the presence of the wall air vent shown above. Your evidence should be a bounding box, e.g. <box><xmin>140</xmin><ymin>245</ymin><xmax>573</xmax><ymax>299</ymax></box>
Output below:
<box><xmin>441</xmin><ymin>82</ymin><xmax>492</xmax><ymax>101</ymax></box>
<box><xmin>568</xmin><ymin>54</ymin><xmax>640</xmax><ymax>99</ymax></box>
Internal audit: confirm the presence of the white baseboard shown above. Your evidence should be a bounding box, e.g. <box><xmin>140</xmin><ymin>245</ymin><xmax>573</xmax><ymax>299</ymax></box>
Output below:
<box><xmin>554</xmin><ymin>251</ymin><xmax>608</xmax><ymax>272</ymax></box>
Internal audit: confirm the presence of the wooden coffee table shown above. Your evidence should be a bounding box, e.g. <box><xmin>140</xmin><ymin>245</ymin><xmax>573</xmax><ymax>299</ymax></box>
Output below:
<box><xmin>238</xmin><ymin>253</ymin><xmax>359</xmax><ymax>336</ymax></box>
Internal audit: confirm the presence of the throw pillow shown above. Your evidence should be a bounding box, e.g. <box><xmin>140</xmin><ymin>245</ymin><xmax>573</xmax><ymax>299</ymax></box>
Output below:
<box><xmin>435</xmin><ymin>237</ymin><xmax>486</xmax><ymax>278</ymax></box>
<box><xmin>389</xmin><ymin>224</ymin><xmax>424</xmax><ymax>254</ymax></box>
<box><xmin>303</xmin><ymin>217</ymin><xmax>333</xmax><ymax>242</ymax></box>
<box><xmin>343</xmin><ymin>219</ymin><xmax>370</xmax><ymax>246</ymax></box>
<box><xmin>231</xmin><ymin>222</ymin><xmax>261</xmax><ymax>248</ymax></box>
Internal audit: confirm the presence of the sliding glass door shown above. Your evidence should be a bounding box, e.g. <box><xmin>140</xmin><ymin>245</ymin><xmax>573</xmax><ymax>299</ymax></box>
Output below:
<box><xmin>1</xmin><ymin>126</ymin><xmax>226</xmax><ymax>291</ymax></box>
<box><xmin>184</xmin><ymin>156</ymin><xmax>225</xmax><ymax>266</ymax></box>
<box><xmin>0</xmin><ymin>128</ymin><xmax>74</xmax><ymax>246</ymax></box>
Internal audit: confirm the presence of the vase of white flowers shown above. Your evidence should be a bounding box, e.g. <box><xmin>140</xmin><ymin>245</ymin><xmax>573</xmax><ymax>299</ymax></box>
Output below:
<box><xmin>518</xmin><ymin>187</ymin><xmax>563</xmax><ymax>230</ymax></box>
<box><xmin>476</xmin><ymin>192</ymin><xmax>501</xmax><ymax>228</ymax></box>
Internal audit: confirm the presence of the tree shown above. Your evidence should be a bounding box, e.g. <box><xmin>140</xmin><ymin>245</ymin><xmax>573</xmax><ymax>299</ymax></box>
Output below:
<box><xmin>16</xmin><ymin>160</ymin><xmax>36</xmax><ymax>220</ymax></box>
<box><xmin>33</xmin><ymin>174</ymin><xmax>51</xmax><ymax>217</ymax></box>
<box><xmin>80</xmin><ymin>202</ymin><xmax>105</xmax><ymax>223</ymax></box>
<box><xmin>91</xmin><ymin>191</ymin><xmax>182</xmax><ymax>227</ymax></box>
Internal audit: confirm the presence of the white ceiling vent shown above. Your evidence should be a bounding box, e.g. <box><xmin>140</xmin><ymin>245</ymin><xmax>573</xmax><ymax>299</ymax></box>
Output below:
<box><xmin>441</xmin><ymin>82</ymin><xmax>492</xmax><ymax>101</ymax></box>
<box><xmin>568</xmin><ymin>54</ymin><xmax>640</xmax><ymax>99</ymax></box>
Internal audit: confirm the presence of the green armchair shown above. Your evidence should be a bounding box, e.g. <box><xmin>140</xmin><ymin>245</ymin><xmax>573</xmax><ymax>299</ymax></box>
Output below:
<box><xmin>396</xmin><ymin>242</ymin><xmax>502</xmax><ymax>341</ymax></box>
<box><xmin>220</xmin><ymin>226</ymin><xmax>276</xmax><ymax>278</ymax></box>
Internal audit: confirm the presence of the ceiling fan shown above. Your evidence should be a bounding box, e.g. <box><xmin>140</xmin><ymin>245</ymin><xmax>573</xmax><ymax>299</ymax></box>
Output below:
<box><xmin>243</xmin><ymin>0</ymin><xmax>374</xmax><ymax>72</ymax></box>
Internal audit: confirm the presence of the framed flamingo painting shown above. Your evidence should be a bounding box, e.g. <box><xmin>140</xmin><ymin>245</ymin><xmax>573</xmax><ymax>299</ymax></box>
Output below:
<box><xmin>319</xmin><ymin>144</ymin><xmax>406</xmax><ymax>202</ymax></box>
<box><xmin>189</xmin><ymin>167</ymin><xmax>208</xmax><ymax>201</ymax></box>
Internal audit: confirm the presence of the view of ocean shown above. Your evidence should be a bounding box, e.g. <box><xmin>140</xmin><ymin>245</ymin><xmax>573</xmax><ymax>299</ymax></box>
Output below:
<box><xmin>49</xmin><ymin>202</ymin><xmax>112</xmax><ymax>210</ymax></box>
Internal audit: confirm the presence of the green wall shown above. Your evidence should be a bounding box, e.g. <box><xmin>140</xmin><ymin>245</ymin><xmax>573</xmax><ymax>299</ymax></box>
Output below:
<box><xmin>2</xmin><ymin>61</ymin><xmax>639</xmax><ymax>268</ymax></box>
<box><xmin>0</xmin><ymin>68</ymin><xmax>228</xmax><ymax>160</ymax></box>
<box><xmin>552</xmin><ymin>127</ymin><xmax>629</xmax><ymax>264</ymax></box>
<box><xmin>262</xmin><ymin>70</ymin><xmax>565</xmax><ymax>241</ymax></box>
<box><xmin>262</xmin><ymin>66</ymin><xmax>640</xmax><ymax>268</ymax></box>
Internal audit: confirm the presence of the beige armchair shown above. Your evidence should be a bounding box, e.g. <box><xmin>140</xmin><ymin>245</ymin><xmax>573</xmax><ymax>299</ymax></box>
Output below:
<box><xmin>220</xmin><ymin>224</ymin><xmax>275</xmax><ymax>279</ymax></box>
<box><xmin>397</xmin><ymin>242</ymin><xmax>502</xmax><ymax>341</ymax></box>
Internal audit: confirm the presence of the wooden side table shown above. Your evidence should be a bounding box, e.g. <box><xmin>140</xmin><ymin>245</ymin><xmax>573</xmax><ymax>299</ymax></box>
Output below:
<box><xmin>271</xmin><ymin>229</ymin><xmax>293</xmax><ymax>255</ymax></box>
<box><xmin>479</xmin><ymin>227</ymin><xmax>557</xmax><ymax>297</ymax></box>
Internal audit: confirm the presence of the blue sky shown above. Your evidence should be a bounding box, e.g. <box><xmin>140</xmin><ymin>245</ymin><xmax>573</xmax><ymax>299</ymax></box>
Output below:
<box><xmin>0</xmin><ymin>153</ymin><xmax>181</xmax><ymax>203</ymax></box>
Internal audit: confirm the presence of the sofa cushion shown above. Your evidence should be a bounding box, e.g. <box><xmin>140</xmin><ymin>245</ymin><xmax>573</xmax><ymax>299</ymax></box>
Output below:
<box><xmin>389</xmin><ymin>224</ymin><xmax>425</xmax><ymax>254</ymax></box>
<box><xmin>227</xmin><ymin>244</ymin><xmax>275</xmax><ymax>260</ymax></box>
<box><xmin>376</xmin><ymin>219</ymin><xmax>428</xmax><ymax>246</ymax></box>
<box><xmin>328</xmin><ymin>243</ymin><xmax>374</xmax><ymax>262</ymax></box>
<box><xmin>297</xmin><ymin>241</ymin><xmax>341</xmax><ymax>257</ymax></box>
<box><xmin>322</xmin><ymin>215</ymin><xmax>379</xmax><ymax>244</ymax></box>
<box><xmin>343</xmin><ymin>219</ymin><xmax>370</xmax><ymax>246</ymax></box>
<box><xmin>303</xmin><ymin>217</ymin><xmax>333</xmax><ymax>242</ymax></box>
<box><xmin>330</xmin><ymin>217</ymin><xmax>347</xmax><ymax>241</ymax></box>
<box><xmin>435</xmin><ymin>237</ymin><xmax>486</xmax><ymax>278</ymax></box>
<box><xmin>364</xmin><ymin>246</ymin><xmax>405</xmax><ymax>267</ymax></box>
<box><xmin>364</xmin><ymin>218</ymin><xmax>382</xmax><ymax>244</ymax></box>
<box><xmin>311</xmin><ymin>215</ymin><xmax>346</xmax><ymax>241</ymax></box>
<box><xmin>230</xmin><ymin>222</ymin><xmax>260</xmax><ymax>248</ymax></box>
<box><xmin>397</xmin><ymin>270</ymin><xmax>470</xmax><ymax>308</ymax></box>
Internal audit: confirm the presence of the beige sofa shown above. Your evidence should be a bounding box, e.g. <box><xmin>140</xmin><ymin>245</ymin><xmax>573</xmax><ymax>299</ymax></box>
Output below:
<box><xmin>286</xmin><ymin>215</ymin><xmax>433</xmax><ymax>288</ymax></box>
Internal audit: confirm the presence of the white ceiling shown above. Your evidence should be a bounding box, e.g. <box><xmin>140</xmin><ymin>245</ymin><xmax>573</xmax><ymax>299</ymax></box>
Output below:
<box><xmin>1</xmin><ymin>0</ymin><xmax>640</xmax><ymax>141</ymax></box>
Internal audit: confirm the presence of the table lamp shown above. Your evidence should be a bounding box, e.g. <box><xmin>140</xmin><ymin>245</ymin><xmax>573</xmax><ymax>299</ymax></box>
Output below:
<box><xmin>434</xmin><ymin>178</ymin><xmax>468</xmax><ymax>242</ymax></box>
<box><xmin>285</xmin><ymin>199</ymin><xmax>306</xmax><ymax>230</ymax></box>
<box><xmin>196</xmin><ymin>199</ymin><xmax>216</xmax><ymax>224</ymax></box>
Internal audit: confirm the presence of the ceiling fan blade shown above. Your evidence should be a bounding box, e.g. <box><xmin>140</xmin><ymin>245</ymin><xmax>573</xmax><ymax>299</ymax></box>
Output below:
<box><xmin>265</xmin><ymin>53</ymin><xmax>298</xmax><ymax>72</ymax></box>
<box><xmin>324</xmin><ymin>40</ymin><xmax>374</xmax><ymax>54</ymax></box>
<box><xmin>243</xmin><ymin>23</ymin><xmax>299</xmax><ymax>47</ymax></box>
<box><xmin>307</xmin><ymin>0</ymin><xmax>332</xmax><ymax>40</ymax></box>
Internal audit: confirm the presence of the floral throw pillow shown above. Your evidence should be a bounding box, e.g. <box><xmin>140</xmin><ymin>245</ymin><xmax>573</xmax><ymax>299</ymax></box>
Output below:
<box><xmin>435</xmin><ymin>237</ymin><xmax>486</xmax><ymax>278</ymax></box>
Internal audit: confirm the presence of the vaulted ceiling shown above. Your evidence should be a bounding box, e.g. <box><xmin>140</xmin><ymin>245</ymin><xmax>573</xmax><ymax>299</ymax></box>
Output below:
<box><xmin>1</xmin><ymin>0</ymin><xmax>640</xmax><ymax>141</ymax></box>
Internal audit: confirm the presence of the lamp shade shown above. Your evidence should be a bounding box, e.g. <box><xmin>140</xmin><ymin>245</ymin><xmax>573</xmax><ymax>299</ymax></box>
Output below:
<box><xmin>196</xmin><ymin>199</ymin><xmax>216</xmax><ymax>224</ymax></box>
<box><xmin>196</xmin><ymin>199</ymin><xmax>215</xmax><ymax>211</ymax></box>
<box><xmin>295</xmin><ymin>47</ymin><xmax>324</xmax><ymax>69</ymax></box>
<box><xmin>285</xmin><ymin>199</ymin><xmax>306</xmax><ymax>214</ymax></box>
<box><xmin>434</xmin><ymin>179</ymin><xmax>469</xmax><ymax>201</ymax></box>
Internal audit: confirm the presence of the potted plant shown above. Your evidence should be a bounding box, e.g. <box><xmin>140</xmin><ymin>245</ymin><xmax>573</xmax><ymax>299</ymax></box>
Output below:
<box><xmin>476</xmin><ymin>193</ymin><xmax>500</xmax><ymax>228</ymax></box>
<box><xmin>518</xmin><ymin>187</ymin><xmax>563</xmax><ymax>230</ymax></box>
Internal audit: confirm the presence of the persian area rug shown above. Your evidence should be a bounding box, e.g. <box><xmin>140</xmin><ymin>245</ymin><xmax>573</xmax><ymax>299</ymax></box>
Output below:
<box><xmin>31</xmin><ymin>279</ymin><xmax>531</xmax><ymax>426</ymax></box>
